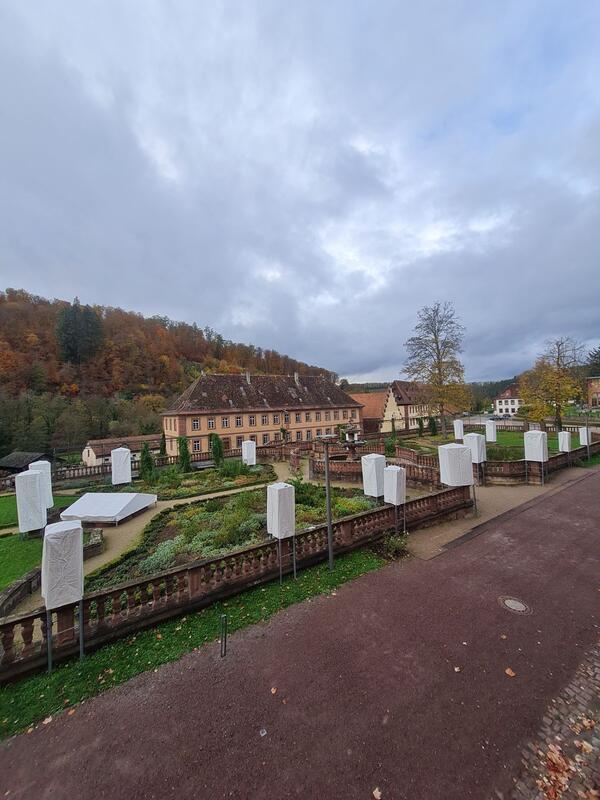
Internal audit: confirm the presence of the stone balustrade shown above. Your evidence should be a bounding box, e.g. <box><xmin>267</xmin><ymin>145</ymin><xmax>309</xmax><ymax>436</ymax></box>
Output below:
<box><xmin>0</xmin><ymin>485</ymin><xmax>472</xmax><ymax>682</ymax></box>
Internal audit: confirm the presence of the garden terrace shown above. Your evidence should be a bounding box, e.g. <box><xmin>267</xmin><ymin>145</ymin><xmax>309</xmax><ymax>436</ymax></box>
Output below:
<box><xmin>0</xmin><ymin>485</ymin><xmax>473</xmax><ymax>682</ymax></box>
<box><xmin>84</xmin><ymin>484</ymin><xmax>379</xmax><ymax>591</ymax></box>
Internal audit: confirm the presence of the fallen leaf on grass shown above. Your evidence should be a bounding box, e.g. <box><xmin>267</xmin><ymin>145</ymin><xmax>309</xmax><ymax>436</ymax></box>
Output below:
<box><xmin>505</xmin><ymin>668</ymin><xmax>516</xmax><ymax>678</ymax></box>
<box><xmin>156</xmin><ymin>633</ymin><xmax>162</xmax><ymax>640</ymax></box>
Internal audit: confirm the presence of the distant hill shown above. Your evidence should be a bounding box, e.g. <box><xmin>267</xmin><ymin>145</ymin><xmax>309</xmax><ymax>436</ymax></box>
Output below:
<box><xmin>0</xmin><ymin>289</ymin><xmax>335</xmax><ymax>398</ymax></box>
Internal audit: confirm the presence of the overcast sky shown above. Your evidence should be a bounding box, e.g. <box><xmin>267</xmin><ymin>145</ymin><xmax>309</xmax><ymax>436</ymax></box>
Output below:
<box><xmin>1</xmin><ymin>2</ymin><xmax>599</xmax><ymax>382</ymax></box>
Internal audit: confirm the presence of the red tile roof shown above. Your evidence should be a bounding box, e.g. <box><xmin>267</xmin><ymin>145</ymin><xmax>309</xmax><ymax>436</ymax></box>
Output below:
<box><xmin>348</xmin><ymin>391</ymin><xmax>388</xmax><ymax>420</ymax></box>
<box><xmin>390</xmin><ymin>380</ymin><xmax>430</xmax><ymax>406</ymax></box>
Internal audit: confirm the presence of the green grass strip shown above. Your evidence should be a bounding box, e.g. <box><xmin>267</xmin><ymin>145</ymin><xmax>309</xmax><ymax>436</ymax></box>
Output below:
<box><xmin>0</xmin><ymin>548</ymin><xmax>385</xmax><ymax>739</ymax></box>
<box><xmin>0</xmin><ymin>535</ymin><xmax>43</xmax><ymax>591</ymax></box>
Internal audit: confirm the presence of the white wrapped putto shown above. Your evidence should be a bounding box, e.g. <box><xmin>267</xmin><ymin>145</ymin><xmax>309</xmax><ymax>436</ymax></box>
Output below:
<box><xmin>267</xmin><ymin>482</ymin><xmax>295</xmax><ymax>539</ymax></box>
<box><xmin>111</xmin><ymin>447</ymin><xmax>132</xmax><ymax>485</ymax></box>
<box><xmin>438</xmin><ymin>444</ymin><xmax>474</xmax><ymax>487</ymax></box>
<box><xmin>524</xmin><ymin>430</ymin><xmax>548</xmax><ymax>463</ymax></box>
<box><xmin>453</xmin><ymin>419</ymin><xmax>464</xmax><ymax>440</ymax></box>
<box><xmin>558</xmin><ymin>431</ymin><xmax>571</xmax><ymax>453</ymax></box>
<box><xmin>41</xmin><ymin>520</ymin><xmax>84</xmax><ymax>610</ymax></box>
<box><xmin>383</xmin><ymin>465</ymin><xmax>406</xmax><ymax>506</ymax></box>
<box><xmin>361</xmin><ymin>453</ymin><xmax>385</xmax><ymax>498</ymax></box>
<box><xmin>15</xmin><ymin>470</ymin><xmax>47</xmax><ymax>533</ymax></box>
<box><xmin>28</xmin><ymin>460</ymin><xmax>53</xmax><ymax>509</ymax></box>
<box><xmin>485</xmin><ymin>420</ymin><xmax>497</xmax><ymax>443</ymax></box>
<box><xmin>579</xmin><ymin>427</ymin><xmax>591</xmax><ymax>447</ymax></box>
<box><xmin>463</xmin><ymin>433</ymin><xmax>487</xmax><ymax>464</ymax></box>
<box><xmin>241</xmin><ymin>440</ymin><xmax>256</xmax><ymax>466</ymax></box>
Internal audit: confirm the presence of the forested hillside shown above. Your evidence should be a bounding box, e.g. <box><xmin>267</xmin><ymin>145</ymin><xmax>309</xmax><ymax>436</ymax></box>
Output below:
<box><xmin>0</xmin><ymin>289</ymin><xmax>334</xmax><ymax>456</ymax></box>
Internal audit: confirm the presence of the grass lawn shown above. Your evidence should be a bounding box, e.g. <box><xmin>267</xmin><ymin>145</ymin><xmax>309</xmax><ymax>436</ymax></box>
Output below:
<box><xmin>0</xmin><ymin>548</ymin><xmax>385</xmax><ymax>739</ymax></box>
<box><xmin>0</xmin><ymin>494</ymin><xmax>79</xmax><ymax>530</ymax></box>
<box><xmin>86</xmin><ymin>481</ymin><xmax>378</xmax><ymax>591</ymax></box>
<box><xmin>0</xmin><ymin>535</ymin><xmax>43</xmax><ymax>591</ymax></box>
<box><xmin>402</xmin><ymin>430</ymin><xmax>561</xmax><ymax>460</ymax></box>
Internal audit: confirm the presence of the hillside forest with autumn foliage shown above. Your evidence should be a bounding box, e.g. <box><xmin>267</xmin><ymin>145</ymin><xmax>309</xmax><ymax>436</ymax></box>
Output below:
<box><xmin>0</xmin><ymin>289</ymin><xmax>334</xmax><ymax>456</ymax></box>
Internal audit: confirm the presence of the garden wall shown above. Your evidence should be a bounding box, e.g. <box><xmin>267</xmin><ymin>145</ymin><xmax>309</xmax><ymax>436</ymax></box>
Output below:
<box><xmin>309</xmin><ymin>455</ymin><xmax>440</xmax><ymax>488</ymax></box>
<box><xmin>0</xmin><ymin>486</ymin><xmax>473</xmax><ymax>682</ymax></box>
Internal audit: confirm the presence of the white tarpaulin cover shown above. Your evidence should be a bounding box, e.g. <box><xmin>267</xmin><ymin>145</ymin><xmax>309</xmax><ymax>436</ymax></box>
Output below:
<box><xmin>60</xmin><ymin>492</ymin><xmax>157</xmax><ymax>524</ymax></box>
<box><xmin>267</xmin><ymin>482</ymin><xmax>295</xmax><ymax>539</ymax></box>
<box><xmin>464</xmin><ymin>432</ymin><xmax>487</xmax><ymax>464</ymax></box>
<box><xmin>28</xmin><ymin>460</ymin><xmax>53</xmax><ymax>509</ymax></box>
<box><xmin>361</xmin><ymin>453</ymin><xmax>385</xmax><ymax>498</ymax></box>
<box><xmin>558</xmin><ymin>431</ymin><xmax>572</xmax><ymax>453</ymax></box>
<box><xmin>579</xmin><ymin>427</ymin><xmax>591</xmax><ymax>447</ymax></box>
<box><xmin>438</xmin><ymin>444</ymin><xmax>474</xmax><ymax>487</ymax></box>
<box><xmin>41</xmin><ymin>521</ymin><xmax>83</xmax><ymax>610</ymax></box>
<box><xmin>241</xmin><ymin>440</ymin><xmax>256</xmax><ymax>466</ymax></box>
<box><xmin>485</xmin><ymin>420</ymin><xmax>497</xmax><ymax>443</ymax></box>
<box><xmin>524</xmin><ymin>430</ymin><xmax>548</xmax><ymax>463</ymax></box>
<box><xmin>453</xmin><ymin>419</ymin><xmax>464</xmax><ymax>440</ymax></box>
<box><xmin>383</xmin><ymin>465</ymin><xmax>406</xmax><ymax>506</ymax></box>
<box><xmin>111</xmin><ymin>447</ymin><xmax>132</xmax><ymax>485</ymax></box>
<box><xmin>15</xmin><ymin>470</ymin><xmax>47</xmax><ymax>533</ymax></box>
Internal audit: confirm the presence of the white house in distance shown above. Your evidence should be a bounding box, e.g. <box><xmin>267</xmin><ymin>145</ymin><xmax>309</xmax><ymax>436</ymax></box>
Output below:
<box><xmin>82</xmin><ymin>434</ymin><xmax>162</xmax><ymax>467</ymax></box>
<box><xmin>493</xmin><ymin>384</ymin><xmax>523</xmax><ymax>417</ymax></box>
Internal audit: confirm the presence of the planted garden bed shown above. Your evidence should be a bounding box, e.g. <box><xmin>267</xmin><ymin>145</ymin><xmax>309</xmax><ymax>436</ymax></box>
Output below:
<box><xmin>83</xmin><ymin>462</ymin><xmax>276</xmax><ymax>501</ymax></box>
<box><xmin>86</xmin><ymin>479</ymin><xmax>378</xmax><ymax>591</ymax></box>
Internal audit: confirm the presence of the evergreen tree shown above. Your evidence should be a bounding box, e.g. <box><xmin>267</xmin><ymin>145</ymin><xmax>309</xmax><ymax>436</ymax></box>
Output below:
<box><xmin>209</xmin><ymin>433</ymin><xmax>224</xmax><ymax>466</ymax></box>
<box><xmin>417</xmin><ymin>417</ymin><xmax>424</xmax><ymax>437</ymax></box>
<box><xmin>140</xmin><ymin>442</ymin><xmax>155</xmax><ymax>481</ymax></box>
<box><xmin>428</xmin><ymin>416</ymin><xmax>438</xmax><ymax>436</ymax></box>
<box><xmin>159</xmin><ymin>432</ymin><xmax>167</xmax><ymax>457</ymax></box>
<box><xmin>56</xmin><ymin>298</ymin><xmax>103</xmax><ymax>365</ymax></box>
<box><xmin>177</xmin><ymin>436</ymin><xmax>191</xmax><ymax>472</ymax></box>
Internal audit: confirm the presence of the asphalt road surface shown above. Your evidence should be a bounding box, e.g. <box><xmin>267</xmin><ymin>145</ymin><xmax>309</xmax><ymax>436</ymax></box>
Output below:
<box><xmin>1</xmin><ymin>471</ymin><xmax>598</xmax><ymax>800</ymax></box>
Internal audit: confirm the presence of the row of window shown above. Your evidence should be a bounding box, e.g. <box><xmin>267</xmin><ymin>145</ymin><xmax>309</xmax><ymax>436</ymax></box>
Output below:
<box><xmin>187</xmin><ymin>408</ymin><xmax>356</xmax><ymax>431</ymax></box>
<box><xmin>497</xmin><ymin>399</ymin><xmax>519</xmax><ymax>406</ymax></box>
<box><xmin>189</xmin><ymin>427</ymin><xmax>338</xmax><ymax>451</ymax></box>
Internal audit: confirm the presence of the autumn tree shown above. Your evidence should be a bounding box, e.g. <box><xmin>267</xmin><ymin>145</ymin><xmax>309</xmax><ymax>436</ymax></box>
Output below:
<box><xmin>519</xmin><ymin>337</ymin><xmax>584</xmax><ymax>429</ymax></box>
<box><xmin>404</xmin><ymin>302</ymin><xmax>471</xmax><ymax>435</ymax></box>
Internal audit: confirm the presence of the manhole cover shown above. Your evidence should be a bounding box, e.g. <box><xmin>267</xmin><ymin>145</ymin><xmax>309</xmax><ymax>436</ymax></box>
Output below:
<box><xmin>498</xmin><ymin>596</ymin><xmax>532</xmax><ymax>615</ymax></box>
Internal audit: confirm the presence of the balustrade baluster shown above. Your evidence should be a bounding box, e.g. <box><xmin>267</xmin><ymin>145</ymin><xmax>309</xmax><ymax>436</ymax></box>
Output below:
<box><xmin>1</xmin><ymin>623</ymin><xmax>16</xmax><ymax>665</ymax></box>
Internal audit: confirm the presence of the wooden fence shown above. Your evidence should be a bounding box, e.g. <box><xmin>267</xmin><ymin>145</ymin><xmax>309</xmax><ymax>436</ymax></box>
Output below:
<box><xmin>0</xmin><ymin>485</ymin><xmax>473</xmax><ymax>682</ymax></box>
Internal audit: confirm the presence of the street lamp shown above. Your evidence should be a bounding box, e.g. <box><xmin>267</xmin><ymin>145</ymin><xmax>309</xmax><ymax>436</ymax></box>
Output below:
<box><xmin>317</xmin><ymin>434</ymin><xmax>337</xmax><ymax>570</ymax></box>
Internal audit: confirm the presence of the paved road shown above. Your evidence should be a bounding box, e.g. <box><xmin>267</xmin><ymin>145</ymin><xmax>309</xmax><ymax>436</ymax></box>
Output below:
<box><xmin>1</xmin><ymin>471</ymin><xmax>599</xmax><ymax>800</ymax></box>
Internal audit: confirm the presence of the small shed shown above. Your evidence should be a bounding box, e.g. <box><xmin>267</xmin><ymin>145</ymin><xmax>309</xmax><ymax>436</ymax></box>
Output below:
<box><xmin>0</xmin><ymin>451</ymin><xmax>53</xmax><ymax>475</ymax></box>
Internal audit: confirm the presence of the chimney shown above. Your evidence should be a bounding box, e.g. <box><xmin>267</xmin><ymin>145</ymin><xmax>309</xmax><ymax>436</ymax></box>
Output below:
<box><xmin>245</xmin><ymin>371</ymin><xmax>251</xmax><ymax>385</ymax></box>
<box><xmin>294</xmin><ymin>372</ymin><xmax>300</xmax><ymax>386</ymax></box>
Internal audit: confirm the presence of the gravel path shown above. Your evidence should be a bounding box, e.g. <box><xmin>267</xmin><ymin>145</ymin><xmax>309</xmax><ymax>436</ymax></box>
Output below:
<box><xmin>1</xmin><ymin>470</ymin><xmax>598</xmax><ymax>799</ymax></box>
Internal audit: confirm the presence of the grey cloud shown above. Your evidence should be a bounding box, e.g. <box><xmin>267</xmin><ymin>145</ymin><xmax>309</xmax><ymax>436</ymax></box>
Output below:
<box><xmin>1</xmin><ymin>1</ymin><xmax>600</xmax><ymax>382</ymax></box>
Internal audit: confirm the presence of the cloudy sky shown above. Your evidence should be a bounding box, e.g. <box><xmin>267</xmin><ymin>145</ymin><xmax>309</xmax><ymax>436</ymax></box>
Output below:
<box><xmin>1</xmin><ymin>1</ymin><xmax>599</xmax><ymax>382</ymax></box>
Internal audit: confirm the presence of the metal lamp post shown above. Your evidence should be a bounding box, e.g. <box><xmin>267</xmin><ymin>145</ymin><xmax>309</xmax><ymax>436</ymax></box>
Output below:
<box><xmin>318</xmin><ymin>435</ymin><xmax>336</xmax><ymax>571</ymax></box>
